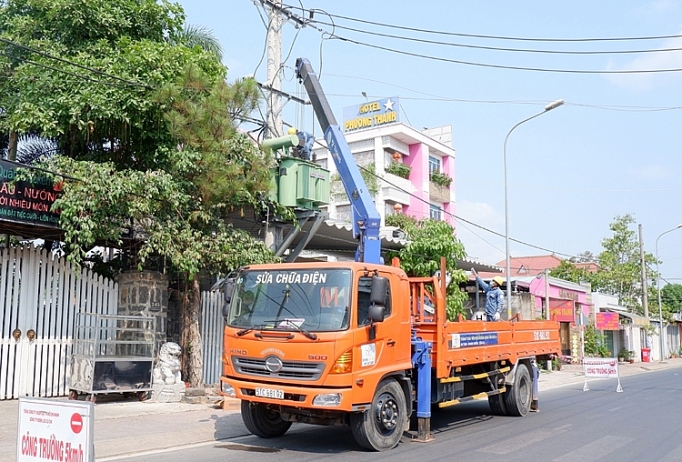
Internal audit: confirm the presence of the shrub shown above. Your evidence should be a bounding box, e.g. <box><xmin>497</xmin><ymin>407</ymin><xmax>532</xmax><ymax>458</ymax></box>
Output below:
<box><xmin>385</xmin><ymin>162</ymin><xmax>411</xmax><ymax>179</ymax></box>
<box><xmin>429</xmin><ymin>170</ymin><xmax>452</xmax><ymax>187</ymax></box>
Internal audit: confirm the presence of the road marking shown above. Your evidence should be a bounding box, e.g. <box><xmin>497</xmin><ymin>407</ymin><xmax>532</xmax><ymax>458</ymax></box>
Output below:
<box><xmin>553</xmin><ymin>435</ymin><xmax>631</xmax><ymax>461</ymax></box>
<box><xmin>479</xmin><ymin>428</ymin><xmax>568</xmax><ymax>455</ymax></box>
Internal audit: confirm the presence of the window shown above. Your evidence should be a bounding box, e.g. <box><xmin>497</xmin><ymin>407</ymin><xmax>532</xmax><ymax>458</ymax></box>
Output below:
<box><xmin>430</xmin><ymin>204</ymin><xmax>442</xmax><ymax>220</ymax></box>
<box><xmin>429</xmin><ymin>155</ymin><xmax>441</xmax><ymax>173</ymax></box>
<box><xmin>357</xmin><ymin>276</ymin><xmax>391</xmax><ymax>326</ymax></box>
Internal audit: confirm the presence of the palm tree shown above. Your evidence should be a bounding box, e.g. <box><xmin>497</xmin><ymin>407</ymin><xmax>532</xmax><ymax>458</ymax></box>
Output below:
<box><xmin>173</xmin><ymin>25</ymin><xmax>223</xmax><ymax>62</ymax></box>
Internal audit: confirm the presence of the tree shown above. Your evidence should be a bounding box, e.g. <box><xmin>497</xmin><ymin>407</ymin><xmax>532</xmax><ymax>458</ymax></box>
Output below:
<box><xmin>1</xmin><ymin>1</ymin><xmax>280</xmax><ymax>386</ymax></box>
<box><xmin>661</xmin><ymin>283</ymin><xmax>682</xmax><ymax>319</ymax></box>
<box><xmin>595</xmin><ymin>214</ymin><xmax>657</xmax><ymax>314</ymax></box>
<box><xmin>0</xmin><ymin>0</ymin><xmax>225</xmax><ymax>169</ymax></box>
<box><xmin>550</xmin><ymin>260</ymin><xmax>594</xmax><ymax>285</ymax></box>
<box><xmin>385</xmin><ymin>216</ymin><xmax>468</xmax><ymax>320</ymax></box>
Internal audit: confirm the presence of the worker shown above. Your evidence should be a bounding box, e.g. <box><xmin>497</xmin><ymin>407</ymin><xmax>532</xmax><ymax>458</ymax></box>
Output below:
<box><xmin>530</xmin><ymin>360</ymin><xmax>540</xmax><ymax>412</ymax></box>
<box><xmin>471</xmin><ymin>268</ymin><xmax>505</xmax><ymax>321</ymax></box>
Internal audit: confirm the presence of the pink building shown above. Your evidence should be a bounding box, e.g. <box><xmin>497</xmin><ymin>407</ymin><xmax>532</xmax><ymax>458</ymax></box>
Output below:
<box><xmin>313</xmin><ymin>96</ymin><xmax>456</xmax><ymax>228</ymax></box>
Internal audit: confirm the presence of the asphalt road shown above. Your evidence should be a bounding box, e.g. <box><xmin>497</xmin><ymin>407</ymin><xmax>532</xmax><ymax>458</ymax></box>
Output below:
<box><xmin>116</xmin><ymin>367</ymin><xmax>682</xmax><ymax>462</ymax></box>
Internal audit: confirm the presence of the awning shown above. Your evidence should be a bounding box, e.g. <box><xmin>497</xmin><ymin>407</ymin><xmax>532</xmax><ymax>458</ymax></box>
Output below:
<box><xmin>608</xmin><ymin>309</ymin><xmax>649</xmax><ymax>327</ymax></box>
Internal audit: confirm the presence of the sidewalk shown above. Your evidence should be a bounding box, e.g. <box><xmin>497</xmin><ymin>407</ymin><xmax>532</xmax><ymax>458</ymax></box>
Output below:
<box><xmin>2</xmin><ymin>358</ymin><xmax>681</xmax><ymax>461</ymax></box>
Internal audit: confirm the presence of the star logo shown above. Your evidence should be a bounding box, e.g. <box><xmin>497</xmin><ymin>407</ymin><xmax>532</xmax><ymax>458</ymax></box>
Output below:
<box><xmin>384</xmin><ymin>99</ymin><xmax>394</xmax><ymax>111</ymax></box>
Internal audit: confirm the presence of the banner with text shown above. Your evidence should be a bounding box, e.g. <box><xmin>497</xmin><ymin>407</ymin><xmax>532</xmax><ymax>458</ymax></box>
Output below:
<box><xmin>583</xmin><ymin>357</ymin><xmax>619</xmax><ymax>378</ymax></box>
<box><xmin>17</xmin><ymin>397</ymin><xmax>94</xmax><ymax>462</ymax></box>
<box><xmin>0</xmin><ymin>160</ymin><xmax>61</xmax><ymax>228</ymax></box>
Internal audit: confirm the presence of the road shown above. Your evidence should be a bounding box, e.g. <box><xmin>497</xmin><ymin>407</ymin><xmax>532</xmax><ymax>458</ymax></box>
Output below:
<box><xmin>114</xmin><ymin>368</ymin><xmax>682</xmax><ymax>462</ymax></box>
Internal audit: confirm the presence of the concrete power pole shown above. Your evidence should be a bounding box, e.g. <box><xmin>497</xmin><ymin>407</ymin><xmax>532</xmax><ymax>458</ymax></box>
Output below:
<box><xmin>266</xmin><ymin>0</ymin><xmax>283</xmax><ymax>139</ymax></box>
<box><xmin>639</xmin><ymin>224</ymin><xmax>649</xmax><ymax>318</ymax></box>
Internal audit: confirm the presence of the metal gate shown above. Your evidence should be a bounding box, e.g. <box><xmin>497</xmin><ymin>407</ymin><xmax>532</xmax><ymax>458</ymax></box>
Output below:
<box><xmin>0</xmin><ymin>246</ymin><xmax>118</xmax><ymax>400</ymax></box>
<box><xmin>201</xmin><ymin>290</ymin><xmax>223</xmax><ymax>385</ymax></box>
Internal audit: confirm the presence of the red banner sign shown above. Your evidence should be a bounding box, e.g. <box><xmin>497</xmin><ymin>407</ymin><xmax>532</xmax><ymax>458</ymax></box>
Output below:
<box><xmin>596</xmin><ymin>312</ymin><xmax>619</xmax><ymax>330</ymax></box>
<box><xmin>549</xmin><ymin>299</ymin><xmax>574</xmax><ymax>322</ymax></box>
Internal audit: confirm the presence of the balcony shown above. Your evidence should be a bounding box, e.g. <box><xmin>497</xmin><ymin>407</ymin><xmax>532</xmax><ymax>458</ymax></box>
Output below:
<box><xmin>429</xmin><ymin>182</ymin><xmax>450</xmax><ymax>203</ymax></box>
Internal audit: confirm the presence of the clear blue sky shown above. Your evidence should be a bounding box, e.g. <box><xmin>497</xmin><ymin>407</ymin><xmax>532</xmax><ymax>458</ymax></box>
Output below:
<box><xmin>178</xmin><ymin>0</ymin><xmax>682</xmax><ymax>282</ymax></box>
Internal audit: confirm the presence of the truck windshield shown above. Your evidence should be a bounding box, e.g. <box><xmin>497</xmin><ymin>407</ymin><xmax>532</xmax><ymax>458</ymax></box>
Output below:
<box><xmin>227</xmin><ymin>269</ymin><xmax>352</xmax><ymax>332</ymax></box>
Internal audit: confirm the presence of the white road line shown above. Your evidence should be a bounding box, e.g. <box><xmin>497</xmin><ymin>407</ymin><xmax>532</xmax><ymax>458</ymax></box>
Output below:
<box><xmin>479</xmin><ymin>428</ymin><xmax>568</xmax><ymax>455</ymax></box>
<box><xmin>552</xmin><ymin>435</ymin><xmax>631</xmax><ymax>461</ymax></box>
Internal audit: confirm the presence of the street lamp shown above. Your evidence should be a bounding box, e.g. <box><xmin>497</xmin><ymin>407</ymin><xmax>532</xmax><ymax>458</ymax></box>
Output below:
<box><xmin>504</xmin><ymin>99</ymin><xmax>564</xmax><ymax>318</ymax></box>
<box><xmin>655</xmin><ymin>223</ymin><xmax>682</xmax><ymax>361</ymax></box>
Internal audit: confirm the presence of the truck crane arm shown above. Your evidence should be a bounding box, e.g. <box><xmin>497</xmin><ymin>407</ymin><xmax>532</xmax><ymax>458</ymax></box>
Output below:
<box><xmin>295</xmin><ymin>57</ymin><xmax>382</xmax><ymax>264</ymax></box>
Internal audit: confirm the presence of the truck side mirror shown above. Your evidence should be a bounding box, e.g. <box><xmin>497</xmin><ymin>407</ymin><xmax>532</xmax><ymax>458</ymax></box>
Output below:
<box><xmin>224</xmin><ymin>279</ymin><xmax>235</xmax><ymax>304</ymax></box>
<box><xmin>367</xmin><ymin>304</ymin><xmax>385</xmax><ymax>323</ymax></box>
<box><xmin>370</xmin><ymin>275</ymin><xmax>388</xmax><ymax>305</ymax></box>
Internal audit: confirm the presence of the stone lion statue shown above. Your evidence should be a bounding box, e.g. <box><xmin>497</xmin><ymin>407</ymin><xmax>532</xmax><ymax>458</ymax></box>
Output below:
<box><xmin>153</xmin><ymin>342</ymin><xmax>182</xmax><ymax>385</ymax></box>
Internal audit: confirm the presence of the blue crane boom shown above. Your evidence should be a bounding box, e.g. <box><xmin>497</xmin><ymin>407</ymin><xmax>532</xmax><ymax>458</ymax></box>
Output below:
<box><xmin>295</xmin><ymin>57</ymin><xmax>382</xmax><ymax>263</ymax></box>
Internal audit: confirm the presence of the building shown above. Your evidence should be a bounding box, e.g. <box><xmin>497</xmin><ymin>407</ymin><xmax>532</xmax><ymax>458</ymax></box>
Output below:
<box><xmin>312</xmin><ymin>96</ymin><xmax>456</xmax><ymax>228</ymax></box>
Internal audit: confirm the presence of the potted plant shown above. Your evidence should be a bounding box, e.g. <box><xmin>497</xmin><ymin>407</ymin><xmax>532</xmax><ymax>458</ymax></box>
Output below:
<box><xmin>551</xmin><ymin>356</ymin><xmax>562</xmax><ymax>371</ymax></box>
<box><xmin>628</xmin><ymin>351</ymin><xmax>635</xmax><ymax>364</ymax></box>
<box><xmin>429</xmin><ymin>170</ymin><xmax>452</xmax><ymax>187</ymax></box>
<box><xmin>618</xmin><ymin>347</ymin><xmax>629</xmax><ymax>363</ymax></box>
<box><xmin>385</xmin><ymin>161</ymin><xmax>411</xmax><ymax>179</ymax></box>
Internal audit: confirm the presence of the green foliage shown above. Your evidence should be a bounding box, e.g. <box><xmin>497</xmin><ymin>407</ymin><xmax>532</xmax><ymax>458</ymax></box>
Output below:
<box><xmin>595</xmin><ymin>214</ymin><xmax>657</xmax><ymax>313</ymax></box>
<box><xmin>361</xmin><ymin>163</ymin><xmax>379</xmax><ymax>195</ymax></box>
<box><xmin>583</xmin><ymin>325</ymin><xmax>600</xmax><ymax>356</ymax></box>
<box><xmin>429</xmin><ymin>170</ymin><xmax>452</xmax><ymax>187</ymax></box>
<box><xmin>0</xmin><ymin>0</ymin><xmax>225</xmax><ymax>169</ymax></box>
<box><xmin>661</xmin><ymin>283</ymin><xmax>682</xmax><ymax>317</ymax></box>
<box><xmin>384</xmin><ymin>161</ymin><xmax>411</xmax><ymax>179</ymax></box>
<box><xmin>385</xmin><ymin>219</ymin><xmax>468</xmax><ymax>320</ymax></box>
<box><xmin>550</xmin><ymin>260</ymin><xmax>594</xmax><ymax>285</ymax></box>
<box><xmin>385</xmin><ymin>213</ymin><xmax>417</xmax><ymax>231</ymax></box>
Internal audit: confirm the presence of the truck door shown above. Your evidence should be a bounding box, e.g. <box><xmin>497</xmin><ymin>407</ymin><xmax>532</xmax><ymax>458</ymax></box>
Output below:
<box><xmin>353</xmin><ymin>272</ymin><xmax>405</xmax><ymax>378</ymax></box>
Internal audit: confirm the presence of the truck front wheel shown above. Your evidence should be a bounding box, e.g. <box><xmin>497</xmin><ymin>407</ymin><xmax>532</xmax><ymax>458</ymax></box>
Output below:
<box><xmin>350</xmin><ymin>379</ymin><xmax>407</xmax><ymax>451</ymax></box>
<box><xmin>241</xmin><ymin>401</ymin><xmax>292</xmax><ymax>438</ymax></box>
<box><xmin>504</xmin><ymin>363</ymin><xmax>531</xmax><ymax>416</ymax></box>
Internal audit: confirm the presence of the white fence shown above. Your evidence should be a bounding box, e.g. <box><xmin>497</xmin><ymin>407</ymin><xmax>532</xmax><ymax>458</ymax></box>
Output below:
<box><xmin>201</xmin><ymin>290</ymin><xmax>223</xmax><ymax>385</ymax></box>
<box><xmin>0</xmin><ymin>246</ymin><xmax>118</xmax><ymax>400</ymax></box>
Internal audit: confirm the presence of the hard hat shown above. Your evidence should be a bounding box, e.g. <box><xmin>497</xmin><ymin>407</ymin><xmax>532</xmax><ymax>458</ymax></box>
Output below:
<box><xmin>493</xmin><ymin>276</ymin><xmax>504</xmax><ymax>287</ymax></box>
<box><xmin>288</xmin><ymin>127</ymin><xmax>298</xmax><ymax>135</ymax></box>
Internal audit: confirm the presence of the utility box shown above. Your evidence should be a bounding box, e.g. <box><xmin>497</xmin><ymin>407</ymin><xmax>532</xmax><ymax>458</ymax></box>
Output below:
<box><xmin>273</xmin><ymin>157</ymin><xmax>329</xmax><ymax>209</ymax></box>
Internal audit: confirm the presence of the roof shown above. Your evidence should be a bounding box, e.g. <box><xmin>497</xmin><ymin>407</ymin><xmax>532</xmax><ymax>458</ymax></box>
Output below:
<box><xmin>607</xmin><ymin>309</ymin><xmax>649</xmax><ymax>327</ymax></box>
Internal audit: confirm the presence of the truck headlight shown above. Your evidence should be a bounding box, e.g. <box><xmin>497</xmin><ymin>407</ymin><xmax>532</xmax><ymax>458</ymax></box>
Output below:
<box><xmin>221</xmin><ymin>380</ymin><xmax>235</xmax><ymax>396</ymax></box>
<box><xmin>313</xmin><ymin>393</ymin><xmax>342</xmax><ymax>406</ymax></box>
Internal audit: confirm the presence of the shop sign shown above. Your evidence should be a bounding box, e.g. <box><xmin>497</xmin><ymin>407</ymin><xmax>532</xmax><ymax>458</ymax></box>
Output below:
<box><xmin>596</xmin><ymin>312</ymin><xmax>619</xmax><ymax>330</ymax></box>
<box><xmin>0</xmin><ymin>160</ymin><xmax>61</xmax><ymax>228</ymax></box>
<box><xmin>549</xmin><ymin>299</ymin><xmax>574</xmax><ymax>322</ymax></box>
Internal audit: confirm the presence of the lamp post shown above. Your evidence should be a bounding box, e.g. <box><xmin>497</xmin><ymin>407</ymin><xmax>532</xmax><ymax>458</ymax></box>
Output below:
<box><xmin>655</xmin><ymin>224</ymin><xmax>682</xmax><ymax>361</ymax></box>
<box><xmin>504</xmin><ymin>99</ymin><xmax>564</xmax><ymax>318</ymax></box>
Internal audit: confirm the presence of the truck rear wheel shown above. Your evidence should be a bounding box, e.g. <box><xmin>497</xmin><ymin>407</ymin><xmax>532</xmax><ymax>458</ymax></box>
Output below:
<box><xmin>488</xmin><ymin>394</ymin><xmax>508</xmax><ymax>416</ymax></box>
<box><xmin>350</xmin><ymin>379</ymin><xmax>407</xmax><ymax>451</ymax></box>
<box><xmin>241</xmin><ymin>401</ymin><xmax>292</xmax><ymax>438</ymax></box>
<box><xmin>504</xmin><ymin>363</ymin><xmax>531</xmax><ymax>416</ymax></box>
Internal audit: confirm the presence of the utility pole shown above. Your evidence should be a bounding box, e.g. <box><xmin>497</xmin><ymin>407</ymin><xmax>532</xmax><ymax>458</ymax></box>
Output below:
<box><xmin>639</xmin><ymin>224</ymin><xmax>649</xmax><ymax>318</ymax></box>
<box><xmin>265</xmin><ymin>0</ymin><xmax>283</xmax><ymax>139</ymax></box>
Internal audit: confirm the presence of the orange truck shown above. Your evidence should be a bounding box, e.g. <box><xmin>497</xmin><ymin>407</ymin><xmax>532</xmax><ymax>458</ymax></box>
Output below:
<box><xmin>219</xmin><ymin>259</ymin><xmax>561</xmax><ymax>451</ymax></box>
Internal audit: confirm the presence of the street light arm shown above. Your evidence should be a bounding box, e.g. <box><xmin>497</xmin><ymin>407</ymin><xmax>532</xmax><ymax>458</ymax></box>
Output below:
<box><xmin>503</xmin><ymin>101</ymin><xmax>563</xmax><ymax>319</ymax></box>
<box><xmin>655</xmin><ymin>223</ymin><xmax>682</xmax><ymax>361</ymax></box>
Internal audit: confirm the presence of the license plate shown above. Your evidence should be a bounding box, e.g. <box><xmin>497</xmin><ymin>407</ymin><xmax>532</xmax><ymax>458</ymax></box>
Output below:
<box><xmin>255</xmin><ymin>387</ymin><xmax>284</xmax><ymax>399</ymax></box>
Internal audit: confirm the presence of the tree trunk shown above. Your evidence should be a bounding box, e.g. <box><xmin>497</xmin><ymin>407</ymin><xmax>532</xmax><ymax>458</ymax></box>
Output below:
<box><xmin>180</xmin><ymin>274</ymin><xmax>203</xmax><ymax>387</ymax></box>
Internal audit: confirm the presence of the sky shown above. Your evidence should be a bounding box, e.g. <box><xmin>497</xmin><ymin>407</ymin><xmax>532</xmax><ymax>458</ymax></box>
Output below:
<box><xmin>178</xmin><ymin>0</ymin><xmax>682</xmax><ymax>282</ymax></box>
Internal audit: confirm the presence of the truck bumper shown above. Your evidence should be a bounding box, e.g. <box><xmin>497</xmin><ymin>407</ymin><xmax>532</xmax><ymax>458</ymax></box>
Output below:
<box><xmin>220</xmin><ymin>376</ymin><xmax>355</xmax><ymax>411</ymax></box>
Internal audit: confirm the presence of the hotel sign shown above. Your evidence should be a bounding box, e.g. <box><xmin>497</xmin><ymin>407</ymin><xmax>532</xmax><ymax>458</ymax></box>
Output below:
<box><xmin>342</xmin><ymin>97</ymin><xmax>400</xmax><ymax>132</ymax></box>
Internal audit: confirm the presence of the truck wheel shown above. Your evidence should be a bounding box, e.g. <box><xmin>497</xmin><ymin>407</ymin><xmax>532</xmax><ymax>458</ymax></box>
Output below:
<box><xmin>350</xmin><ymin>379</ymin><xmax>407</xmax><ymax>451</ymax></box>
<box><xmin>241</xmin><ymin>401</ymin><xmax>292</xmax><ymax>438</ymax></box>
<box><xmin>488</xmin><ymin>394</ymin><xmax>508</xmax><ymax>416</ymax></box>
<box><xmin>504</xmin><ymin>363</ymin><xmax>531</xmax><ymax>416</ymax></box>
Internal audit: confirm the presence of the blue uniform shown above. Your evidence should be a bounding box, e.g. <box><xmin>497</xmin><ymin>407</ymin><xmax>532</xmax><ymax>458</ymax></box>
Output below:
<box><xmin>475</xmin><ymin>276</ymin><xmax>505</xmax><ymax>321</ymax></box>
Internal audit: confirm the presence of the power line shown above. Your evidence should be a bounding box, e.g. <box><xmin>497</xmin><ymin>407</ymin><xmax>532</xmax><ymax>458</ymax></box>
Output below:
<box><xmin>306</xmin><ymin>17</ymin><xmax>682</xmax><ymax>56</ymax></box>
<box><xmin>281</xmin><ymin>2</ymin><xmax>682</xmax><ymax>44</ymax></box>
<box><xmin>267</xmin><ymin>2</ymin><xmax>682</xmax><ymax>74</ymax></box>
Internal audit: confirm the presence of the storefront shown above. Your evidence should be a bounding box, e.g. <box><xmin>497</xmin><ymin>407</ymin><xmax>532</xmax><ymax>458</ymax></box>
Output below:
<box><xmin>524</xmin><ymin>276</ymin><xmax>592</xmax><ymax>357</ymax></box>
